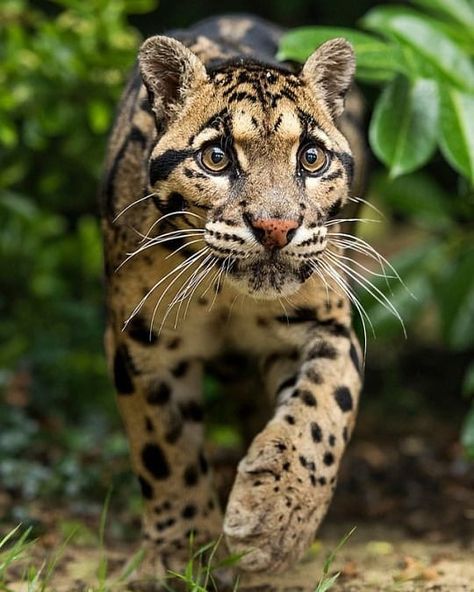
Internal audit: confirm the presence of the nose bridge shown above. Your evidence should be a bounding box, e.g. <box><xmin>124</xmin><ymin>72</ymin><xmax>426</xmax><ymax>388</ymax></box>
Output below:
<box><xmin>243</xmin><ymin>170</ymin><xmax>300</xmax><ymax>220</ymax></box>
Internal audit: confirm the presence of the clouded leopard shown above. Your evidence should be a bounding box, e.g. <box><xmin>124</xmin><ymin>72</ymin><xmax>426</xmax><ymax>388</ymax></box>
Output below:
<box><xmin>100</xmin><ymin>13</ymin><xmax>366</xmax><ymax>584</ymax></box>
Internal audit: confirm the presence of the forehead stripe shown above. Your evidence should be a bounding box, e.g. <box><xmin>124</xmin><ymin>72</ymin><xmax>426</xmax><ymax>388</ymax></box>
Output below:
<box><xmin>149</xmin><ymin>148</ymin><xmax>193</xmax><ymax>185</ymax></box>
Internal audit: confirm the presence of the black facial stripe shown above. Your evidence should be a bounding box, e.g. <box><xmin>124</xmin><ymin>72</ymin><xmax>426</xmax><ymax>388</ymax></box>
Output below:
<box><xmin>228</xmin><ymin>91</ymin><xmax>258</xmax><ymax>104</ymax></box>
<box><xmin>207</xmin><ymin>244</ymin><xmax>248</xmax><ymax>256</ymax></box>
<box><xmin>207</xmin><ymin>229</ymin><xmax>245</xmax><ymax>244</ymax></box>
<box><xmin>327</xmin><ymin>198</ymin><xmax>343</xmax><ymax>220</ymax></box>
<box><xmin>196</xmin><ymin>108</ymin><xmax>230</xmax><ymax>136</ymax></box>
<box><xmin>334</xmin><ymin>151</ymin><xmax>354</xmax><ymax>185</ymax></box>
<box><xmin>149</xmin><ymin>149</ymin><xmax>193</xmax><ymax>185</ymax></box>
<box><xmin>322</xmin><ymin>169</ymin><xmax>343</xmax><ymax>182</ymax></box>
<box><xmin>184</xmin><ymin>167</ymin><xmax>207</xmax><ymax>180</ymax></box>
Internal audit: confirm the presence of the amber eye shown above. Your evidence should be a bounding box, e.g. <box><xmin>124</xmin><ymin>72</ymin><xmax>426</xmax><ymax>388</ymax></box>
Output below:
<box><xmin>299</xmin><ymin>144</ymin><xmax>328</xmax><ymax>174</ymax></box>
<box><xmin>200</xmin><ymin>145</ymin><xmax>230</xmax><ymax>173</ymax></box>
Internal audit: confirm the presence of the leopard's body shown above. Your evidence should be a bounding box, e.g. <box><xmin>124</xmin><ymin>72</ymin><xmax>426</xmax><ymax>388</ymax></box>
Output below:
<box><xmin>100</xmin><ymin>14</ymin><xmax>366</xmax><ymax>582</ymax></box>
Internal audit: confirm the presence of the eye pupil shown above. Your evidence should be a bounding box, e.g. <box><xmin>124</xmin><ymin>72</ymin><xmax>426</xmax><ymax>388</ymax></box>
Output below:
<box><xmin>211</xmin><ymin>149</ymin><xmax>223</xmax><ymax>163</ymax></box>
<box><xmin>305</xmin><ymin>148</ymin><xmax>317</xmax><ymax>164</ymax></box>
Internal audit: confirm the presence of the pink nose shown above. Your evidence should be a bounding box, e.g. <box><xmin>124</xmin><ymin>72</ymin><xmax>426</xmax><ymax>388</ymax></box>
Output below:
<box><xmin>250</xmin><ymin>218</ymin><xmax>299</xmax><ymax>249</ymax></box>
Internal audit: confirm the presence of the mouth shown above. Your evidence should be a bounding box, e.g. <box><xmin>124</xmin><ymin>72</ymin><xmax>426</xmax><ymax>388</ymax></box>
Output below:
<box><xmin>219</xmin><ymin>250</ymin><xmax>315</xmax><ymax>298</ymax></box>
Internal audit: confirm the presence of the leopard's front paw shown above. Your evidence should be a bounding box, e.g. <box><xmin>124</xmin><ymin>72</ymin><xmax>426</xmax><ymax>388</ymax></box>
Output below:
<box><xmin>224</xmin><ymin>423</ymin><xmax>334</xmax><ymax>573</ymax></box>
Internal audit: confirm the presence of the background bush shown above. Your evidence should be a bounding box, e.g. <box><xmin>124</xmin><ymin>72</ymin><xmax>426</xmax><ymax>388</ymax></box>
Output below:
<box><xmin>0</xmin><ymin>0</ymin><xmax>473</xmax><ymax>511</ymax></box>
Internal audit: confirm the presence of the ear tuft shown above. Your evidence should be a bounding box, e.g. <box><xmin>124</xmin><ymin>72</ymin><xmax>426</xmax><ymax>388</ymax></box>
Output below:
<box><xmin>301</xmin><ymin>38</ymin><xmax>355</xmax><ymax>119</ymax></box>
<box><xmin>139</xmin><ymin>35</ymin><xmax>207</xmax><ymax>123</ymax></box>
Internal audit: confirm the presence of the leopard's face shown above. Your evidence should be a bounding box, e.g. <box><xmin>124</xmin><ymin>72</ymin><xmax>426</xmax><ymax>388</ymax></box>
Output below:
<box><xmin>140</xmin><ymin>36</ymin><xmax>355</xmax><ymax>298</ymax></box>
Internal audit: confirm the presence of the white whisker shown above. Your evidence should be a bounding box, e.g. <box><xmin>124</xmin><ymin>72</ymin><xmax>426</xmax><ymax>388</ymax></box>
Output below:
<box><xmin>151</xmin><ymin>250</ymin><xmax>212</xmax><ymax>336</ymax></box>
<box><xmin>142</xmin><ymin>210</ymin><xmax>205</xmax><ymax>242</ymax></box>
<box><xmin>325</xmin><ymin>217</ymin><xmax>380</xmax><ymax>227</ymax></box>
<box><xmin>113</xmin><ymin>192</ymin><xmax>156</xmax><ymax>222</ymax></box>
<box><xmin>325</xmin><ymin>251</ymin><xmax>407</xmax><ymax>337</ymax></box>
<box><xmin>123</xmin><ymin>246</ymin><xmax>208</xmax><ymax>330</ymax></box>
<box><xmin>349</xmin><ymin>195</ymin><xmax>386</xmax><ymax>219</ymax></box>
<box><xmin>165</xmin><ymin>237</ymin><xmax>205</xmax><ymax>259</ymax></box>
<box><xmin>116</xmin><ymin>229</ymin><xmax>205</xmax><ymax>271</ymax></box>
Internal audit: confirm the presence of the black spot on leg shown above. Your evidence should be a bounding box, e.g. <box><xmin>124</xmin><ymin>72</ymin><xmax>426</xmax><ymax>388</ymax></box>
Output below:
<box><xmin>183</xmin><ymin>464</ymin><xmax>199</xmax><ymax>486</ymax></box>
<box><xmin>297</xmin><ymin>389</ymin><xmax>317</xmax><ymax>407</ymax></box>
<box><xmin>138</xmin><ymin>475</ymin><xmax>153</xmax><ymax>499</ymax></box>
<box><xmin>145</xmin><ymin>417</ymin><xmax>154</xmax><ymax>432</ymax></box>
<box><xmin>179</xmin><ymin>401</ymin><xmax>204</xmax><ymax>422</ymax></box>
<box><xmin>306</xmin><ymin>367</ymin><xmax>323</xmax><ymax>384</ymax></box>
<box><xmin>323</xmin><ymin>452</ymin><xmax>335</xmax><ymax>466</ymax></box>
<box><xmin>165</xmin><ymin>419</ymin><xmax>183</xmax><ymax>444</ymax></box>
<box><xmin>198</xmin><ymin>452</ymin><xmax>208</xmax><ymax>474</ymax></box>
<box><xmin>181</xmin><ymin>504</ymin><xmax>197</xmax><ymax>519</ymax></box>
<box><xmin>113</xmin><ymin>345</ymin><xmax>134</xmax><ymax>395</ymax></box>
<box><xmin>142</xmin><ymin>444</ymin><xmax>170</xmax><ymax>479</ymax></box>
<box><xmin>284</xmin><ymin>415</ymin><xmax>295</xmax><ymax>425</ymax></box>
<box><xmin>334</xmin><ymin>386</ymin><xmax>353</xmax><ymax>412</ymax></box>
<box><xmin>329</xmin><ymin>434</ymin><xmax>336</xmax><ymax>447</ymax></box>
<box><xmin>310</xmin><ymin>422</ymin><xmax>323</xmax><ymax>443</ymax></box>
<box><xmin>156</xmin><ymin>517</ymin><xmax>176</xmax><ymax>531</ymax></box>
<box><xmin>172</xmin><ymin>360</ymin><xmax>190</xmax><ymax>378</ymax></box>
<box><xmin>166</xmin><ymin>337</ymin><xmax>181</xmax><ymax>350</ymax></box>
<box><xmin>147</xmin><ymin>382</ymin><xmax>171</xmax><ymax>405</ymax></box>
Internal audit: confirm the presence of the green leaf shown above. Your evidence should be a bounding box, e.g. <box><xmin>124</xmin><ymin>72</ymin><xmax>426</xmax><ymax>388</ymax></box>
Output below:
<box><xmin>410</xmin><ymin>0</ymin><xmax>474</xmax><ymax>34</ymax></box>
<box><xmin>372</xmin><ymin>172</ymin><xmax>453</xmax><ymax>231</ymax></box>
<box><xmin>462</xmin><ymin>363</ymin><xmax>474</xmax><ymax>398</ymax></box>
<box><xmin>435</xmin><ymin>248</ymin><xmax>474</xmax><ymax>349</ymax></box>
<box><xmin>461</xmin><ymin>406</ymin><xmax>474</xmax><ymax>459</ymax></box>
<box><xmin>362</xmin><ymin>6</ymin><xmax>474</xmax><ymax>91</ymax></box>
<box><xmin>438</xmin><ymin>86</ymin><xmax>474</xmax><ymax>185</ymax></box>
<box><xmin>277</xmin><ymin>27</ymin><xmax>404</xmax><ymax>82</ymax></box>
<box><xmin>369</xmin><ymin>75</ymin><xmax>439</xmax><ymax>177</ymax></box>
<box><xmin>356</xmin><ymin>241</ymin><xmax>438</xmax><ymax>339</ymax></box>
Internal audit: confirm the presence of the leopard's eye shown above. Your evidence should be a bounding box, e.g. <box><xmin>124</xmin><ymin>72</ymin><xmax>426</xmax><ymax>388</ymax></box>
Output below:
<box><xmin>200</xmin><ymin>145</ymin><xmax>230</xmax><ymax>173</ymax></box>
<box><xmin>299</xmin><ymin>144</ymin><xmax>328</xmax><ymax>174</ymax></box>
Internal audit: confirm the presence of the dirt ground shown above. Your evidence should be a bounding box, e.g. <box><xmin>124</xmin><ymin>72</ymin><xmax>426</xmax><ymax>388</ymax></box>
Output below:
<box><xmin>3</xmin><ymin>414</ymin><xmax>474</xmax><ymax>591</ymax></box>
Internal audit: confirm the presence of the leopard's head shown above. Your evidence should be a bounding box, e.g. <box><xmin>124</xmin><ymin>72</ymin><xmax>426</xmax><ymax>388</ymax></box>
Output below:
<box><xmin>139</xmin><ymin>35</ymin><xmax>355</xmax><ymax>298</ymax></box>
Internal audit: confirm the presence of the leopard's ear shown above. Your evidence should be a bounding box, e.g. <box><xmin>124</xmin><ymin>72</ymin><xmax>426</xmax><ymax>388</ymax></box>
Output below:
<box><xmin>139</xmin><ymin>35</ymin><xmax>207</xmax><ymax>123</ymax></box>
<box><xmin>300</xmin><ymin>38</ymin><xmax>355</xmax><ymax>119</ymax></box>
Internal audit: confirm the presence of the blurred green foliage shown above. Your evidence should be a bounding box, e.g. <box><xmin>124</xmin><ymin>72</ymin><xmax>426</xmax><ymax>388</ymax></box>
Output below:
<box><xmin>0</xmin><ymin>0</ymin><xmax>473</xmax><ymax>516</ymax></box>
<box><xmin>0</xmin><ymin>0</ymin><xmax>156</xmax><ymax>505</ymax></box>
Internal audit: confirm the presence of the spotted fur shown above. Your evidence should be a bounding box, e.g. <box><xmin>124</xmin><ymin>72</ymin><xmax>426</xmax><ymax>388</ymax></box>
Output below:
<box><xmin>100</xmin><ymin>14</ymin><xmax>365</xmax><ymax>582</ymax></box>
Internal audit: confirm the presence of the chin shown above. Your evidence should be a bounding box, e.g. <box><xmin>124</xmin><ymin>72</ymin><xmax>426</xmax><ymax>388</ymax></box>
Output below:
<box><xmin>226</xmin><ymin>257</ymin><xmax>313</xmax><ymax>300</ymax></box>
